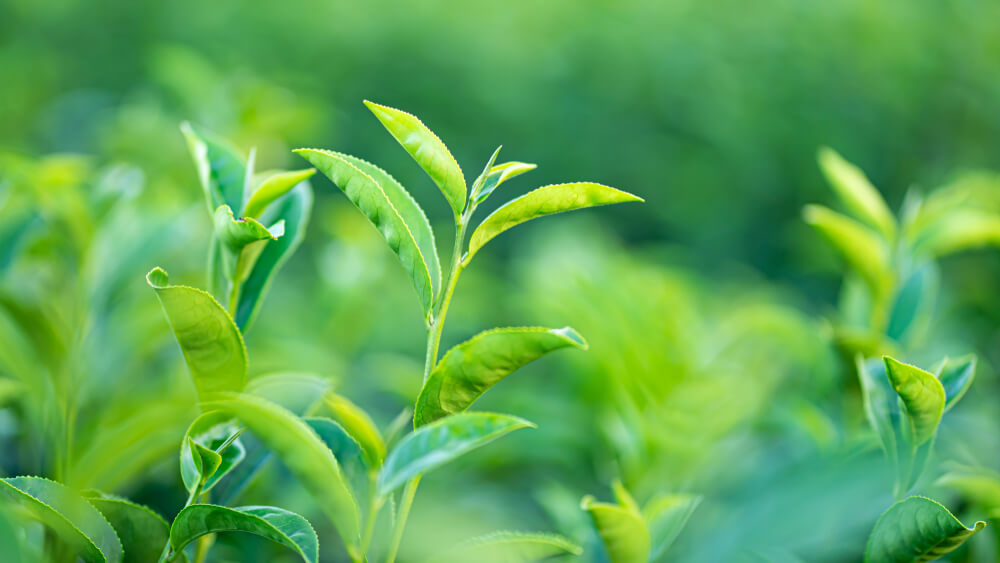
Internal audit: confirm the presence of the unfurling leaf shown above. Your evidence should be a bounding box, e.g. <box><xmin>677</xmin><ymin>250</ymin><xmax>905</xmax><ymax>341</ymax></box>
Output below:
<box><xmin>244</xmin><ymin>168</ymin><xmax>316</xmax><ymax>219</ymax></box>
<box><xmin>377</xmin><ymin>412</ymin><xmax>534</xmax><ymax>496</ymax></box>
<box><xmin>468</xmin><ymin>182</ymin><xmax>642</xmax><ymax>261</ymax></box>
<box><xmin>213</xmin><ymin>204</ymin><xmax>279</xmax><ymax>285</ymax></box>
<box><xmin>415</xmin><ymin>327</ymin><xmax>587</xmax><ymax>426</ymax></box>
<box><xmin>581</xmin><ymin>489</ymin><xmax>650</xmax><ymax>563</ymax></box>
<box><xmin>865</xmin><ymin>496</ymin><xmax>985</xmax><ymax>562</ymax></box>
<box><xmin>85</xmin><ymin>493</ymin><xmax>170</xmax><ymax>563</ymax></box>
<box><xmin>884</xmin><ymin>357</ymin><xmax>944</xmax><ymax>446</ymax></box>
<box><xmin>817</xmin><ymin>147</ymin><xmax>896</xmax><ymax>241</ymax></box>
<box><xmin>181</xmin><ymin>122</ymin><xmax>246</xmax><ymax>214</ymax></box>
<box><xmin>169</xmin><ymin>504</ymin><xmax>318</xmax><ymax>563</ymax></box>
<box><xmin>474</xmin><ymin>161</ymin><xmax>537</xmax><ymax>206</ymax></box>
<box><xmin>936</xmin><ymin>355</ymin><xmax>976</xmax><ymax>413</ymax></box>
<box><xmin>179</xmin><ymin>411</ymin><xmax>245</xmax><ymax>494</ymax></box>
<box><xmin>363</xmin><ymin>100</ymin><xmax>467</xmax><ymax>219</ymax></box>
<box><xmin>146</xmin><ymin>267</ymin><xmax>247</xmax><ymax>399</ymax></box>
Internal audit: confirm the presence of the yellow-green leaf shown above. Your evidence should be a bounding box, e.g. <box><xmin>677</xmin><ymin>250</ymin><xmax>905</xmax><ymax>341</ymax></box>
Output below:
<box><xmin>323</xmin><ymin>392</ymin><xmax>386</xmax><ymax>468</ymax></box>
<box><xmin>884</xmin><ymin>357</ymin><xmax>945</xmax><ymax>446</ymax></box>
<box><xmin>244</xmin><ymin>168</ymin><xmax>316</xmax><ymax>219</ymax></box>
<box><xmin>817</xmin><ymin>147</ymin><xmax>896</xmax><ymax>241</ymax></box>
<box><xmin>803</xmin><ymin>204</ymin><xmax>890</xmax><ymax>292</ymax></box>
<box><xmin>581</xmin><ymin>494</ymin><xmax>650</xmax><ymax>563</ymax></box>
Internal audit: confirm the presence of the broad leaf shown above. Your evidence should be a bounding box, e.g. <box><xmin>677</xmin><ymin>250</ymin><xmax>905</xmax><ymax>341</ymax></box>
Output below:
<box><xmin>179</xmin><ymin>411</ymin><xmax>245</xmax><ymax>494</ymax></box>
<box><xmin>377</xmin><ymin>412</ymin><xmax>534</xmax><ymax>496</ymax></box>
<box><xmin>294</xmin><ymin>148</ymin><xmax>433</xmax><ymax>314</ymax></box>
<box><xmin>199</xmin><ymin>392</ymin><xmax>360</xmax><ymax>550</ymax></box>
<box><xmin>803</xmin><ymin>205</ymin><xmax>889</xmax><ymax>292</ymax></box>
<box><xmin>146</xmin><ymin>267</ymin><xmax>247</xmax><ymax>398</ymax></box>
<box><xmin>85</xmin><ymin>494</ymin><xmax>169</xmax><ymax>563</ymax></box>
<box><xmin>936</xmin><ymin>356</ymin><xmax>976</xmax><ymax>413</ymax></box>
<box><xmin>581</xmin><ymin>495</ymin><xmax>650</xmax><ymax>563</ymax></box>
<box><xmin>323</xmin><ymin>393</ymin><xmax>386</xmax><ymax>468</ymax></box>
<box><xmin>415</xmin><ymin>327</ymin><xmax>587</xmax><ymax>426</ymax></box>
<box><xmin>244</xmin><ymin>168</ymin><xmax>316</xmax><ymax>219</ymax></box>
<box><xmin>436</xmin><ymin>530</ymin><xmax>582</xmax><ymax>562</ymax></box>
<box><xmin>169</xmin><ymin>504</ymin><xmax>318</xmax><ymax>563</ymax></box>
<box><xmin>817</xmin><ymin>147</ymin><xmax>896</xmax><ymax>241</ymax></box>
<box><xmin>234</xmin><ymin>182</ymin><xmax>313</xmax><ymax>330</ymax></box>
<box><xmin>643</xmin><ymin>493</ymin><xmax>701</xmax><ymax>561</ymax></box>
<box><xmin>0</xmin><ymin>477</ymin><xmax>123</xmax><ymax>563</ymax></box>
<box><xmin>884</xmin><ymin>357</ymin><xmax>944</xmax><ymax>446</ymax></box>
<box><xmin>468</xmin><ymin>182</ymin><xmax>642</xmax><ymax>261</ymax></box>
<box><xmin>181</xmin><ymin>122</ymin><xmax>246</xmax><ymax>213</ymax></box>
<box><xmin>865</xmin><ymin>496</ymin><xmax>985</xmax><ymax>562</ymax></box>
<box><xmin>363</xmin><ymin>100</ymin><xmax>467</xmax><ymax>219</ymax></box>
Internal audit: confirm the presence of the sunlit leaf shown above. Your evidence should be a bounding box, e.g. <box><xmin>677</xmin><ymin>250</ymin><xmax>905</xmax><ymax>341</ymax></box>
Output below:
<box><xmin>294</xmin><ymin>148</ymin><xmax>433</xmax><ymax>314</ymax></box>
<box><xmin>912</xmin><ymin>209</ymin><xmax>1000</xmax><ymax>257</ymax></box>
<box><xmin>169</xmin><ymin>504</ymin><xmax>318</xmax><ymax>563</ymax></box>
<box><xmin>415</xmin><ymin>327</ymin><xmax>587</xmax><ymax>426</ymax></box>
<box><xmin>643</xmin><ymin>493</ymin><xmax>701</xmax><ymax>560</ymax></box>
<box><xmin>581</xmin><ymin>494</ymin><xmax>649</xmax><ymax>563</ymax></box>
<box><xmin>817</xmin><ymin>147</ymin><xmax>896</xmax><ymax>241</ymax></box>
<box><xmin>180</xmin><ymin>122</ymin><xmax>246</xmax><ymax>213</ymax></box>
<box><xmin>244</xmin><ymin>168</ymin><xmax>316</xmax><ymax>219</ymax></box>
<box><xmin>146</xmin><ymin>267</ymin><xmax>247</xmax><ymax>398</ymax></box>
<box><xmin>179</xmin><ymin>411</ymin><xmax>245</xmax><ymax>494</ymax></box>
<box><xmin>322</xmin><ymin>393</ymin><xmax>385</xmax><ymax>468</ymax></box>
<box><xmin>0</xmin><ymin>477</ymin><xmax>123</xmax><ymax>563</ymax></box>
<box><xmin>803</xmin><ymin>205</ymin><xmax>890</xmax><ymax>292</ymax></box>
<box><xmin>884</xmin><ymin>357</ymin><xmax>944</xmax><ymax>446</ymax></box>
<box><xmin>865</xmin><ymin>496</ymin><xmax>985</xmax><ymax>563</ymax></box>
<box><xmin>363</xmin><ymin>100</ymin><xmax>467</xmax><ymax>219</ymax></box>
<box><xmin>377</xmin><ymin>412</ymin><xmax>534</xmax><ymax>496</ymax></box>
<box><xmin>85</xmin><ymin>493</ymin><xmax>169</xmax><ymax>563</ymax></box>
<box><xmin>468</xmin><ymin>182</ymin><xmax>642</xmax><ymax>261</ymax></box>
<box><xmin>436</xmin><ymin>530</ymin><xmax>582</xmax><ymax>562</ymax></box>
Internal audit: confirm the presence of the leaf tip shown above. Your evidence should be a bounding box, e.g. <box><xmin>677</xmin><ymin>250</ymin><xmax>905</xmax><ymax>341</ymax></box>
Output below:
<box><xmin>146</xmin><ymin>267</ymin><xmax>168</xmax><ymax>288</ymax></box>
<box><xmin>554</xmin><ymin>326</ymin><xmax>588</xmax><ymax>350</ymax></box>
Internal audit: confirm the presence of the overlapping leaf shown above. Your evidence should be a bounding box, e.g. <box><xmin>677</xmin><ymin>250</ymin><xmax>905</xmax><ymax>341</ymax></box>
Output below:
<box><xmin>179</xmin><ymin>411</ymin><xmax>245</xmax><ymax>494</ymax></box>
<box><xmin>581</xmin><ymin>491</ymin><xmax>649</xmax><ymax>563</ymax></box>
<box><xmin>803</xmin><ymin>205</ymin><xmax>889</xmax><ymax>292</ymax></box>
<box><xmin>85</xmin><ymin>493</ymin><xmax>170</xmax><ymax>563</ymax></box>
<box><xmin>170</xmin><ymin>504</ymin><xmax>318</xmax><ymax>563</ymax></box>
<box><xmin>817</xmin><ymin>147</ymin><xmax>896</xmax><ymax>241</ymax></box>
<box><xmin>244</xmin><ymin>168</ymin><xmax>316</xmax><ymax>219</ymax></box>
<box><xmin>181</xmin><ymin>122</ymin><xmax>246</xmax><ymax>213</ymax></box>
<box><xmin>323</xmin><ymin>392</ymin><xmax>385</xmax><ymax>468</ymax></box>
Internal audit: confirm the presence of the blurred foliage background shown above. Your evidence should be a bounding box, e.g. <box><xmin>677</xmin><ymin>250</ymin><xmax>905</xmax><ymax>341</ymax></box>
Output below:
<box><xmin>2</xmin><ymin>0</ymin><xmax>1000</xmax><ymax>560</ymax></box>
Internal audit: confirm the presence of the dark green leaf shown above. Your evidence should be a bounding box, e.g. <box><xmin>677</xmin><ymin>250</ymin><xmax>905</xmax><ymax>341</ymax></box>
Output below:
<box><xmin>865</xmin><ymin>496</ymin><xmax>985</xmax><ymax>562</ymax></box>
<box><xmin>85</xmin><ymin>494</ymin><xmax>169</xmax><ymax>563</ymax></box>
<box><xmin>179</xmin><ymin>411</ymin><xmax>245</xmax><ymax>494</ymax></box>
<box><xmin>169</xmin><ymin>504</ymin><xmax>318</xmax><ymax>563</ymax></box>
<box><xmin>303</xmin><ymin>417</ymin><xmax>367</xmax><ymax>482</ymax></box>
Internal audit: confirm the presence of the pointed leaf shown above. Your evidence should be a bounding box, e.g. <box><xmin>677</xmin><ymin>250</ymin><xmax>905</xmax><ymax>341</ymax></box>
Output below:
<box><xmin>377</xmin><ymin>412</ymin><xmax>534</xmax><ymax>496</ymax></box>
<box><xmin>213</xmin><ymin>205</ymin><xmax>276</xmax><ymax>253</ymax></box>
<box><xmin>474</xmin><ymin>161</ymin><xmax>537</xmax><ymax>206</ymax></box>
<box><xmin>468</xmin><ymin>182</ymin><xmax>642</xmax><ymax>261</ymax></box>
<box><xmin>146</xmin><ymin>268</ymin><xmax>247</xmax><ymax>398</ymax></box>
<box><xmin>181</xmin><ymin>122</ymin><xmax>246</xmax><ymax>213</ymax></box>
<box><xmin>937</xmin><ymin>356</ymin><xmax>976</xmax><ymax>413</ymax></box>
<box><xmin>234</xmin><ymin>182</ymin><xmax>313</xmax><ymax>330</ymax></box>
<box><xmin>817</xmin><ymin>147</ymin><xmax>896</xmax><ymax>241</ymax></box>
<box><xmin>323</xmin><ymin>393</ymin><xmax>385</xmax><ymax>468</ymax></box>
<box><xmin>85</xmin><ymin>494</ymin><xmax>169</xmax><ymax>563</ymax></box>
<box><xmin>803</xmin><ymin>205</ymin><xmax>890</xmax><ymax>292</ymax></box>
<box><xmin>244</xmin><ymin>168</ymin><xmax>316</xmax><ymax>219</ymax></box>
<box><xmin>865</xmin><ymin>496</ymin><xmax>985</xmax><ymax>562</ymax></box>
<box><xmin>169</xmin><ymin>504</ymin><xmax>317</xmax><ymax>563</ymax></box>
<box><xmin>180</xmin><ymin>411</ymin><xmax>246</xmax><ymax>494</ymax></box>
<box><xmin>415</xmin><ymin>327</ymin><xmax>587</xmax><ymax>426</ymax></box>
<box><xmin>643</xmin><ymin>493</ymin><xmax>701</xmax><ymax>560</ymax></box>
<box><xmin>199</xmin><ymin>392</ymin><xmax>360</xmax><ymax>549</ymax></box>
<box><xmin>363</xmin><ymin>100</ymin><xmax>467</xmax><ymax>218</ymax></box>
<box><xmin>581</xmin><ymin>496</ymin><xmax>649</xmax><ymax>563</ymax></box>
<box><xmin>294</xmin><ymin>148</ymin><xmax>433</xmax><ymax>314</ymax></box>
<box><xmin>884</xmin><ymin>357</ymin><xmax>945</xmax><ymax>446</ymax></box>
<box><xmin>0</xmin><ymin>477</ymin><xmax>122</xmax><ymax>563</ymax></box>
<box><xmin>436</xmin><ymin>530</ymin><xmax>582</xmax><ymax>562</ymax></box>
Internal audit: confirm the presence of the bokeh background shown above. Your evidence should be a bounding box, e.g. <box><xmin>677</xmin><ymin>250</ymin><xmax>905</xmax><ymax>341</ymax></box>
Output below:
<box><xmin>2</xmin><ymin>0</ymin><xmax>1000</xmax><ymax>561</ymax></box>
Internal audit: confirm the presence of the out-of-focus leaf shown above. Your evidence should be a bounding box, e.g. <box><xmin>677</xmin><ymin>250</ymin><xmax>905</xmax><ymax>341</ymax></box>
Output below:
<box><xmin>377</xmin><ymin>412</ymin><xmax>534</xmax><ymax>496</ymax></box>
<box><xmin>235</xmin><ymin>182</ymin><xmax>312</xmax><ymax>330</ymax></box>
<box><xmin>199</xmin><ymin>392</ymin><xmax>360</xmax><ymax>551</ymax></box>
<box><xmin>414</xmin><ymin>327</ymin><xmax>587</xmax><ymax>426</ymax></box>
<box><xmin>0</xmin><ymin>477</ymin><xmax>123</xmax><ymax>563</ymax></box>
<box><xmin>303</xmin><ymin>417</ymin><xmax>367</xmax><ymax>482</ymax></box>
<box><xmin>244</xmin><ymin>168</ymin><xmax>316</xmax><ymax>219</ymax></box>
<box><xmin>936</xmin><ymin>356</ymin><xmax>975</xmax><ymax>413</ymax></box>
<box><xmin>865</xmin><ymin>496</ymin><xmax>985</xmax><ymax>563</ymax></box>
<box><xmin>886</xmin><ymin>263</ymin><xmax>937</xmax><ymax>343</ymax></box>
<box><xmin>169</xmin><ymin>504</ymin><xmax>318</xmax><ymax>563</ymax></box>
<box><xmin>581</xmin><ymin>493</ymin><xmax>650</xmax><ymax>563</ymax></box>
<box><xmin>434</xmin><ymin>530</ymin><xmax>582</xmax><ymax>563</ymax></box>
<box><xmin>468</xmin><ymin>182</ymin><xmax>642</xmax><ymax>261</ymax></box>
<box><xmin>179</xmin><ymin>411</ymin><xmax>245</xmax><ymax>494</ymax></box>
<box><xmin>146</xmin><ymin>267</ymin><xmax>247</xmax><ymax>398</ymax></box>
<box><xmin>643</xmin><ymin>493</ymin><xmax>702</xmax><ymax>560</ymax></box>
<box><xmin>817</xmin><ymin>147</ymin><xmax>896</xmax><ymax>241</ymax></box>
<box><xmin>180</xmin><ymin>122</ymin><xmax>246</xmax><ymax>213</ymax></box>
<box><xmin>363</xmin><ymin>100</ymin><xmax>467</xmax><ymax>219</ymax></box>
<box><xmin>85</xmin><ymin>493</ymin><xmax>169</xmax><ymax>563</ymax></box>
<box><xmin>884</xmin><ymin>357</ymin><xmax>944</xmax><ymax>446</ymax></box>
<box><xmin>322</xmin><ymin>393</ymin><xmax>385</xmax><ymax>468</ymax></box>
<box><xmin>937</xmin><ymin>467</ymin><xmax>1000</xmax><ymax>512</ymax></box>
<box><xmin>803</xmin><ymin>205</ymin><xmax>889</xmax><ymax>292</ymax></box>
<box><xmin>0</xmin><ymin>504</ymin><xmax>26</xmax><ymax>563</ymax></box>
<box><xmin>295</xmin><ymin>148</ymin><xmax>433</xmax><ymax>314</ymax></box>
<box><xmin>246</xmin><ymin>372</ymin><xmax>334</xmax><ymax>415</ymax></box>
<box><xmin>912</xmin><ymin>209</ymin><xmax>1000</xmax><ymax>257</ymax></box>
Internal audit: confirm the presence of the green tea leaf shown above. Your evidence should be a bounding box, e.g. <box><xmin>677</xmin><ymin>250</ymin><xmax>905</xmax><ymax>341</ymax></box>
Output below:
<box><xmin>323</xmin><ymin>393</ymin><xmax>385</xmax><ymax>468</ymax></box>
<box><xmin>468</xmin><ymin>182</ymin><xmax>642</xmax><ymax>261</ymax></box>
<box><xmin>414</xmin><ymin>327</ymin><xmax>587</xmax><ymax>426</ymax></box>
<box><xmin>199</xmin><ymin>392</ymin><xmax>360</xmax><ymax>550</ymax></box>
<box><xmin>643</xmin><ymin>493</ymin><xmax>701</xmax><ymax>560</ymax></box>
<box><xmin>937</xmin><ymin>356</ymin><xmax>976</xmax><ymax>413</ymax></box>
<box><xmin>884</xmin><ymin>357</ymin><xmax>945</xmax><ymax>446</ymax></box>
<box><xmin>181</xmin><ymin>122</ymin><xmax>247</xmax><ymax>214</ymax></box>
<box><xmin>0</xmin><ymin>477</ymin><xmax>123</xmax><ymax>563</ymax></box>
<box><xmin>246</xmin><ymin>372</ymin><xmax>334</xmax><ymax>415</ymax></box>
<box><xmin>294</xmin><ymin>148</ymin><xmax>433</xmax><ymax>314</ymax></box>
<box><xmin>146</xmin><ymin>267</ymin><xmax>247</xmax><ymax>398</ymax></box>
<box><xmin>912</xmin><ymin>209</ymin><xmax>1000</xmax><ymax>257</ymax></box>
<box><xmin>244</xmin><ymin>168</ymin><xmax>316</xmax><ymax>219</ymax></box>
<box><xmin>865</xmin><ymin>496</ymin><xmax>985</xmax><ymax>563</ymax></box>
<box><xmin>85</xmin><ymin>494</ymin><xmax>169</xmax><ymax>563</ymax></box>
<box><xmin>179</xmin><ymin>411</ymin><xmax>245</xmax><ymax>494</ymax></box>
<box><xmin>303</xmin><ymin>417</ymin><xmax>367</xmax><ymax>482</ymax></box>
<box><xmin>363</xmin><ymin>100</ymin><xmax>467</xmax><ymax>219</ymax></box>
<box><xmin>857</xmin><ymin>357</ymin><xmax>900</xmax><ymax>464</ymax></box>
<box><xmin>581</xmin><ymin>495</ymin><xmax>650</xmax><ymax>563</ymax></box>
<box><xmin>817</xmin><ymin>147</ymin><xmax>897</xmax><ymax>241</ymax></box>
<box><xmin>214</xmin><ymin>204</ymin><xmax>278</xmax><ymax>253</ymax></box>
<box><xmin>803</xmin><ymin>204</ymin><xmax>890</xmax><ymax>292</ymax></box>
<box><xmin>234</xmin><ymin>182</ymin><xmax>312</xmax><ymax>331</ymax></box>
<box><xmin>435</xmin><ymin>530</ymin><xmax>582</xmax><ymax>562</ymax></box>
<box><xmin>937</xmin><ymin>467</ymin><xmax>1000</xmax><ymax>512</ymax></box>
<box><xmin>169</xmin><ymin>504</ymin><xmax>318</xmax><ymax>563</ymax></box>
<box><xmin>377</xmin><ymin>412</ymin><xmax>534</xmax><ymax>496</ymax></box>
<box><xmin>474</xmin><ymin>161</ymin><xmax>537</xmax><ymax>206</ymax></box>
<box><xmin>886</xmin><ymin>263</ymin><xmax>937</xmax><ymax>343</ymax></box>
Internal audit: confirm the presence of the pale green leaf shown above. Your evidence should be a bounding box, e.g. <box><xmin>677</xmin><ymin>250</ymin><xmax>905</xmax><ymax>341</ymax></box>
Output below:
<box><xmin>363</xmin><ymin>100</ymin><xmax>467</xmax><ymax>219</ymax></box>
<box><xmin>179</xmin><ymin>411</ymin><xmax>245</xmax><ymax>494</ymax></box>
<box><xmin>377</xmin><ymin>412</ymin><xmax>534</xmax><ymax>496</ymax></box>
<box><xmin>322</xmin><ymin>392</ymin><xmax>385</xmax><ymax>468</ymax></box>
<box><xmin>146</xmin><ymin>267</ymin><xmax>247</xmax><ymax>398</ymax></box>
<box><xmin>85</xmin><ymin>494</ymin><xmax>170</xmax><ymax>563</ymax></box>
<box><xmin>0</xmin><ymin>477</ymin><xmax>123</xmax><ymax>563</ymax></box>
<box><xmin>581</xmin><ymin>495</ymin><xmax>649</xmax><ymax>563</ymax></box>
<box><xmin>244</xmin><ymin>168</ymin><xmax>316</xmax><ymax>219</ymax></box>
<box><xmin>865</xmin><ymin>496</ymin><xmax>985</xmax><ymax>562</ymax></box>
<box><xmin>414</xmin><ymin>327</ymin><xmax>587</xmax><ymax>426</ymax></box>
<box><xmin>169</xmin><ymin>504</ymin><xmax>318</xmax><ymax>563</ymax></box>
<box><xmin>294</xmin><ymin>148</ymin><xmax>433</xmax><ymax>314</ymax></box>
<box><xmin>643</xmin><ymin>493</ymin><xmax>701</xmax><ymax>561</ymax></box>
<box><xmin>936</xmin><ymin>356</ymin><xmax>975</xmax><ymax>413</ymax></box>
<box><xmin>884</xmin><ymin>357</ymin><xmax>945</xmax><ymax>446</ymax></box>
<box><xmin>180</xmin><ymin>122</ymin><xmax>246</xmax><ymax>214</ymax></box>
<box><xmin>435</xmin><ymin>530</ymin><xmax>582</xmax><ymax>562</ymax></box>
<box><xmin>817</xmin><ymin>147</ymin><xmax>896</xmax><ymax>241</ymax></box>
<box><xmin>468</xmin><ymin>182</ymin><xmax>642</xmax><ymax>261</ymax></box>
<box><xmin>803</xmin><ymin>204</ymin><xmax>890</xmax><ymax>292</ymax></box>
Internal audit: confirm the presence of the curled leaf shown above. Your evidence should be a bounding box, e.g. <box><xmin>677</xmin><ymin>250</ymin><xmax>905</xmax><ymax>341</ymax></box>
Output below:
<box><xmin>179</xmin><ymin>411</ymin><xmax>245</xmax><ymax>494</ymax></box>
<box><xmin>884</xmin><ymin>357</ymin><xmax>944</xmax><ymax>446</ymax></box>
<box><xmin>865</xmin><ymin>496</ymin><xmax>985</xmax><ymax>562</ymax></box>
<box><xmin>169</xmin><ymin>504</ymin><xmax>318</xmax><ymax>563</ymax></box>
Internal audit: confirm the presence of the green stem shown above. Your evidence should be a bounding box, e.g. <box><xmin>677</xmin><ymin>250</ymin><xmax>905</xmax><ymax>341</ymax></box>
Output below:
<box><xmin>360</xmin><ymin>473</ymin><xmax>382</xmax><ymax>560</ymax></box>
<box><xmin>158</xmin><ymin>483</ymin><xmax>203</xmax><ymax>562</ymax></box>
<box><xmin>384</xmin><ymin>476</ymin><xmax>420</xmax><ymax>563</ymax></box>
